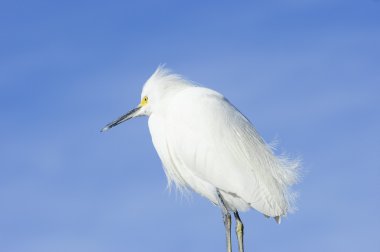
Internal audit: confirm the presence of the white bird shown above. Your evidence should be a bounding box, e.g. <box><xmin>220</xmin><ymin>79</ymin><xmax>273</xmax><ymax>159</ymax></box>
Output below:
<box><xmin>101</xmin><ymin>66</ymin><xmax>300</xmax><ymax>252</ymax></box>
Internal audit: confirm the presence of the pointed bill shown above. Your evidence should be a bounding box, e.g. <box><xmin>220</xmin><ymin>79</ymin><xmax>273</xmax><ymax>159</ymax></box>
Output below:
<box><xmin>101</xmin><ymin>107</ymin><xmax>141</xmax><ymax>132</ymax></box>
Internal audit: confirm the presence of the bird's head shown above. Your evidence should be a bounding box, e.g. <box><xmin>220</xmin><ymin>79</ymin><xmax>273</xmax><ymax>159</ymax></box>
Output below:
<box><xmin>101</xmin><ymin>66</ymin><xmax>192</xmax><ymax>132</ymax></box>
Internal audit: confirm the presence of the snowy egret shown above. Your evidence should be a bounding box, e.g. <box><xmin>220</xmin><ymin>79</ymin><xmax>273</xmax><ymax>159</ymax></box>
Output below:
<box><xmin>101</xmin><ymin>66</ymin><xmax>300</xmax><ymax>252</ymax></box>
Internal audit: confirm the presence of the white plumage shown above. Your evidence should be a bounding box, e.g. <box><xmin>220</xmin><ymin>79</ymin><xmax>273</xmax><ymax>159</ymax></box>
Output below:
<box><xmin>102</xmin><ymin>66</ymin><xmax>300</xmax><ymax>252</ymax></box>
<box><xmin>144</xmin><ymin>67</ymin><xmax>299</xmax><ymax>218</ymax></box>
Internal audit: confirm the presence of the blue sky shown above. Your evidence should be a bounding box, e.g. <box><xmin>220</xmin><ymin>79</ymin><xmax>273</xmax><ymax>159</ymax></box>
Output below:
<box><xmin>1</xmin><ymin>0</ymin><xmax>379</xmax><ymax>251</ymax></box>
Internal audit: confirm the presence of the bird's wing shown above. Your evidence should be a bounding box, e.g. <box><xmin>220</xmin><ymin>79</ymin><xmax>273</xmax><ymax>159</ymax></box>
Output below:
<box><xmin>158</xmin><ymin>87</ymin><xmax>298</xmax><ymax>216</ymax></box>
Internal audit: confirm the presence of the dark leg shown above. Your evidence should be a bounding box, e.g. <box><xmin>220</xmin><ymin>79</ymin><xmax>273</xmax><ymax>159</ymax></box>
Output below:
<box><xmin>216</xmin><ymin>190</ymin><xmax>232</xmax><ymax>252</ymax></box>
<box><xmin>234</xmin><ymin>211</ymin><xmax>244</xmax><ymax>252</ymax></box>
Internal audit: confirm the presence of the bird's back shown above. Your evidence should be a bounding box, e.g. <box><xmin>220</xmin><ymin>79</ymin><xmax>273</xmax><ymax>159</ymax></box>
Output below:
<box><xmin>148</xmin><ymin>85</ymin><xmax>299</xmax><ymax>217</ymax></box>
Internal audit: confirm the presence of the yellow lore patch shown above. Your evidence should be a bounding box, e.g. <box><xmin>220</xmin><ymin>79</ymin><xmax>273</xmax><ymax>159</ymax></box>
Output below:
<box><xmin>140</xmin><ymin>96</ymin><xmax>149</xmax><ymax>107</ymax></box>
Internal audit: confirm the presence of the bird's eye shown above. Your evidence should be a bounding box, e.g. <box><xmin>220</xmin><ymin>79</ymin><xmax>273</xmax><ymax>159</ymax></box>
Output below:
<box><xmin>141</xmin><ymin>96</ymin><xmax>149</xmax><ymax>106</ymax></box>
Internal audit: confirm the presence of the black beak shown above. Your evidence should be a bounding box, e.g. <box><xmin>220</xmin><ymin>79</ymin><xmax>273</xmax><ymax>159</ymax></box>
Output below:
<box><xmin>101</xmin><ymin>106</ymin><xmax>141</xmax><ymax>132</ymax></box>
